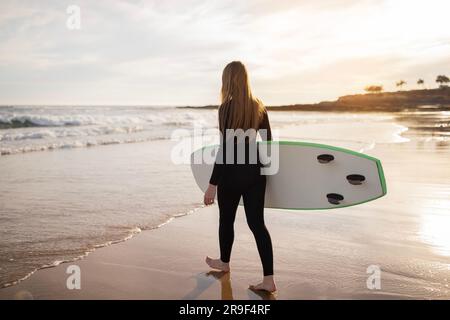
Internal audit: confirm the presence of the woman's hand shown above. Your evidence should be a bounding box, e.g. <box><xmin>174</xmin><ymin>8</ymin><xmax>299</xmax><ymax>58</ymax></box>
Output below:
<box><xmin>204</xmin><ymin>184</ymin><xmax>217</xmax><ymax>206</ymax></box>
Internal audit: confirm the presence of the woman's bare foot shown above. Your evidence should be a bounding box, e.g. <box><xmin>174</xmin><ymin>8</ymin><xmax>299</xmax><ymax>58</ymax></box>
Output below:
<box><xmin>249</xmin><ymin>275</ymin><xmax>277</xmax><ymax>293</ymax></box>
<box><xmin>205</xmin><ymin>256</ymin><xmax>230</xmax><ymax>272</ymax></box>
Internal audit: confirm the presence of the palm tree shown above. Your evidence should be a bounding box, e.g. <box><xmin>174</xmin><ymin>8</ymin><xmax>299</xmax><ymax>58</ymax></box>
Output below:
<box><xmin>396</xmin><ymin>80</ymin><xmax>407</xmax><ymax>90</ymax></box>
<box><xmin>364</xmin><ymin>85</ymin><xmax>383</xmax><ymax>94</ymax></box>
<box><xmin>436</xmin><ymin>75</ymin><xmax>450</xmax><ymax>88</ymax></box>
<box><xmin>417</xmin><ymin>79</ymin><xmax>425</xmax><ymax>88</ymax></box>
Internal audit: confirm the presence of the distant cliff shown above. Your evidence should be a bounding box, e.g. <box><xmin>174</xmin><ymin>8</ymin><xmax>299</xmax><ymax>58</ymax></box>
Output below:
<box><xmin>183</xmin><ymin>87</ymin><xmax>450</xmax><ymax>112</ymax></box>
<box><xmin>268</xmin><ymin>87</ymin><xmax>450</xmax><ymax>112</ymax></box>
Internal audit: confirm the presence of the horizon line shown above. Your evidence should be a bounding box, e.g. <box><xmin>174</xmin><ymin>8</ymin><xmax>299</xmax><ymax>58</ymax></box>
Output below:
<box><xmin>0</xmin><ymin>87</ymin><xmax>444</xmax><ymax>108</ymax></box>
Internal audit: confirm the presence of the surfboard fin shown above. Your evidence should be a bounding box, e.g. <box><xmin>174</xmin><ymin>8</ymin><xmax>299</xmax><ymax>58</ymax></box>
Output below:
<box><xmin>327</xmin><ymin>193</ymin><xmax>344</xmax><ymax>205</ymax></box>
<box><xmin>346</xmin><ymin>174</ymin><xmax>366</xmax><ymax>185</ymax></box>
<box><xmin>317</xmin><ymin>154</ymin><xmax>334</xmax><ymax>164</ymax></box>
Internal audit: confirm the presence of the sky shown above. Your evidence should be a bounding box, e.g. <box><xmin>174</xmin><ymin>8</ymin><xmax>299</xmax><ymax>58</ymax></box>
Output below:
<box><xmin>0</xmin><ymin>0</ymin><xmax>449</xmax><ymax>106</ymax></box>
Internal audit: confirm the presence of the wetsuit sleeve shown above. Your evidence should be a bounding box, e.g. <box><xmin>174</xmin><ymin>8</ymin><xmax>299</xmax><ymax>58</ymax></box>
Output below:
<box><xmin>259</xmin><ymin>109</ymin><xmax>272</xmax><ymax>141</ymax></box>
<box><xmin>209</xmin><ymin>108</ymin><xmax>226</xmax><ymax>186</ymax></box>
<box><xmin>209</xmin><ymin>143</ymin><xmax>224</xmax><ymax>186</ymax></box>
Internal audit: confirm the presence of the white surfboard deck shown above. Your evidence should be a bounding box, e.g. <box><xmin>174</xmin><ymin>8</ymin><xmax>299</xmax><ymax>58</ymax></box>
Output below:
<box><xmin>190</xmin><ymin>141</ymin><xmax>387</xmax><ymax>210</ymax></box>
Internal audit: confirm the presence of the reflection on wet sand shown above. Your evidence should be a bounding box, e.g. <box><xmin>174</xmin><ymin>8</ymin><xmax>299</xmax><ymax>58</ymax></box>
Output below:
<box><xmin>248</xmin><ymin>287</ymin><xmax>277</xmax><ymax>300</ymax></box>
<box><xmin>182</xmin><ymin>271</ymin><xmax>232</xmax><ymax>300</ymax></box>
<box><xmin>183</xmin><ymin>271</ymin><xmax>276</xmax><ymax>300</ymax></box>
<box><xmin>182</xmin><ymin>272</ymin><xmax>218</xmax><ymax>300</ymax></box>
<box><xmin>206</xmin><ymin>271</ymin><xmax>233</xmax><ymax>300</ymax></box>
<box><xmin>395</xmin><ymin>108</ymin><xmax>450</xmax><ymax>139</ymax></box>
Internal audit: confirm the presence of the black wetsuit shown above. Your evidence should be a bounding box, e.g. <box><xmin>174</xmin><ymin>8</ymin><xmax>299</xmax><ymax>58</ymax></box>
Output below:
<box><xmin>209</xmin><ymin>102</ymin><xmax>274</xmax><ymax>276</ymax></box>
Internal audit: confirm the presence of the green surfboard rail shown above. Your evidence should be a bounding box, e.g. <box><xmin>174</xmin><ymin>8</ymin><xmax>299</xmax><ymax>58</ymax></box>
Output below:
<box><xmin>195</xmin><ymin>140</ymin><xmax>387</xmax><ymax>210</ymax></box>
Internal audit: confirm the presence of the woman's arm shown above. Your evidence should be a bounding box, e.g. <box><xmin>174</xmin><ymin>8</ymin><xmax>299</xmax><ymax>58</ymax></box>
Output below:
<box><xmin>204</xmin><ymin>143</ymin><xmax>223</xmax><ymax>205</ymax></box>
<box><xmin>204</xmin><ymin>107</ymin><xmax>227</xmax><ymax>205</ymax></box>
<box><xmin>209</xmin><ymin>105</ymin><xmax>227</xmax><ymax>187</ymax></box>
<box><xmin>209</xmin><ymin>144</ymin><xmax>224</xmax><ymax>186</ymax></box>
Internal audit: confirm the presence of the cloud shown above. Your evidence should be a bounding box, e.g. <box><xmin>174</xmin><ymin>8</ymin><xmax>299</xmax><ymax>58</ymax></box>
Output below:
<box><xmin>0</xmin><ymin>0</ymin><xmax>449</xmax><ymax>105</ymax></box>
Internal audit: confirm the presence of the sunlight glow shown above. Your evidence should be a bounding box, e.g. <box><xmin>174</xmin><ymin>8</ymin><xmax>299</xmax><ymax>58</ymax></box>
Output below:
<box><xmin>420</xmin><ymin>197</ymin><xmax>450</xmax><ymax>257</ymax></box>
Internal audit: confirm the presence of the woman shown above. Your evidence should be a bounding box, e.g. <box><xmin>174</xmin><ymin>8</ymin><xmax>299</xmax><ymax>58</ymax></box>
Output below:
<box><xmin>203</xmin><ymin>61</ymin><xmax>276</xmax><ymax>293</ymax></box>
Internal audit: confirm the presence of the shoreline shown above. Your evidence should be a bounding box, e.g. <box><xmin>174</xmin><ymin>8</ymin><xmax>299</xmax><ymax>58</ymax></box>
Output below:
<box><xmin>0</xmin><ymin>205</ymin><xmax>398</xmax><ymax>300</ymax></box>
<box><xmin>3</xmin><ymin>196</ymin><xmax>450</xmax><ymax>299</ymax></box>
<box><xmin>0</xmin><ymin>204</ymin><xmax>204</xmax><ymax>290</ymax></box>
<box><xmin>0</xmin><ymin>205</ymin><xmax>282</xmax><ymax>300</ymax></box>
<box><xmin>0</xmin><ymin>227</ymin><xmax>143</xmax><ymax>290</ymax></box>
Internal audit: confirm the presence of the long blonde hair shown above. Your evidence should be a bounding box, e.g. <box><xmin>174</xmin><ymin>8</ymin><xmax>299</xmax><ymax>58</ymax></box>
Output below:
<box><xmin>219</xmin><ymin>61</ymin><xmax>265</xmax><ymax>132</ymax></box>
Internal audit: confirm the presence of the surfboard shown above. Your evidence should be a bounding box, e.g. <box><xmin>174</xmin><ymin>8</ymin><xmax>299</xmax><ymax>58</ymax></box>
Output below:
<box><xmin>190</xmin><ymin>141</ymin><xmax>387</xmax><ymax>210</ymax></box>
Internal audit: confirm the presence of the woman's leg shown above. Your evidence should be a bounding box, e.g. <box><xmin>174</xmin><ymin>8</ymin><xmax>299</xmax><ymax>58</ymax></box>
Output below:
<box><xmin>242</xmin><ymin>176</ymin><xmax>274</xmax><ymax>277</ymax></box>
<box><xmin>206</xmin><ymin>183</ymin><xmax>241</xmax><ymax>272</ymax></box>
<box><xmin>217</xmin><ymin>184</ymin><xmax>242</xmax><ymax>263</ymax></box>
